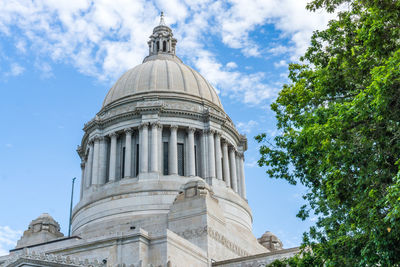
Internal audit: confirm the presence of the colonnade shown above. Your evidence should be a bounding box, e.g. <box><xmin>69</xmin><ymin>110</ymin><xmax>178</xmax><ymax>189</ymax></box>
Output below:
<box><xmin>81</xmin><ymin>123</ymin><xmax>246</xmax><ymax>199</ymax></box>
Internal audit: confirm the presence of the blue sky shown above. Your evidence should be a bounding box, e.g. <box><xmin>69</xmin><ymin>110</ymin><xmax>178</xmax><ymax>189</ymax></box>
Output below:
<box><xmin>0</xmin><ymin>0</ymin><xmax>335</xmax><ymax>255</ymax></box>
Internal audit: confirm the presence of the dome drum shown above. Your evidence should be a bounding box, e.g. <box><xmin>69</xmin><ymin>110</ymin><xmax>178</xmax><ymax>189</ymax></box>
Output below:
<box><xmin>74</xmin><ymin>107</ymin><xmax>250</xmax><ymax>235</ymax></box>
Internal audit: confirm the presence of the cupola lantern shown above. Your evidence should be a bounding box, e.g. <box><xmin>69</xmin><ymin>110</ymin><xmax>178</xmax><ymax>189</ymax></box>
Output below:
<box><xmin>147</xmin><ymin>12</ymin><xmax>177</xmax><ymax>56</ymax></box>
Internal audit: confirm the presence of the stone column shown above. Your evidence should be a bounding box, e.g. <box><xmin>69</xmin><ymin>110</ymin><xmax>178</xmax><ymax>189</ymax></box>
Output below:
<box><xmin>200</xmin><ymin>130</ymin><xmax>208</xmax><ymax>178</ymax></box>
<box><xmin>151</xmin><ymin>122</ymin><xmax>160</xmax><ymax>173</ymax></box>
<box><xmin>239</xmin><ymin>153</ymin><xmax>246</xmax><ymax>198</ymax></box>
<box><xmin>124</xmin><ymin>129</ymin><xmax>133</xmax><ymax>178</ymax></box>
<box><xmin>108</xmin><ymin>132</ymin><xmax>118</xmax><ymax>182</ymax></box>
<box><xmin>215</xmin><ymin>132</ymin><xmax>223</xmax><ymax>180</ymax></box>
<box><xmin>91</xmin><ymin>137</ymin><xmax>100</xmax><ymax>185</ymax></box>
<box><xmin>207</xmin><ymin>130</ymin><xmax>216</xmax><ymax>178</ymax></box>
<box><xmin>222</xmin><ymin>141</ymin><xmax>231</xmax><ymax>187</ymax></box>
<box><xmin>229</xmin><ymin>147</ymin><xmax>238</xmax><ymax>192</ymax></box>
<box><xmin>85</xmin><ymin>140</ymin><xmax>94</xmax><ymax>188</ymax></box>
<box><xmin>98</xmin><ymin>136</ymin><xmax>108</xmax><ymax>184</ymax></box>
<box><xmin>188</xmin><ymin>127</ymin><xmax>196</xmax><ymax>176</ymax></box>
<box><xmin>158</xmin><ymin>124</ymin><xmax>163</xmax><ymax>173</ymax></box>
<box><xmin>236</xmin><ymin>155</ymin><xmax>241</xmax><ymax>196</ymax></box>
<box><xmin>139</xmin><ymin>123</ymin><xmax>148</xmax><ymax>174</ymax></box>
<box><xmin>80</xmin><ymin>162</ymin><xmax>85</xmax><ymax>200</ymax></box>
<box><xmin>169</xmin><ymin>125</ymin><xmax>178</xmax><ymax>175</ymax></box>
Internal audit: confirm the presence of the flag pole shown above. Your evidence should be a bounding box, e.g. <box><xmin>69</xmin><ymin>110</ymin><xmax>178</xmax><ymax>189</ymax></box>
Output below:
<box><xmin>68</xmin><ymin>177</ymin><xmax>76</xmax><ymax>237</ymax></box>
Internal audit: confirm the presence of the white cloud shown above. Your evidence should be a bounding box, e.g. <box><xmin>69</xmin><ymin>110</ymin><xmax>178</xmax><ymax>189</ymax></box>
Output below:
<box><xmin>5</xmin><ymin>63</ymin><xmax>24</xmax><ymax>77</ymax></box>
<box><xmin>0</xmin><ymin>0</ymin><xmax>336</xmax><ymax>105</ymax></box>
<box><xmin>245</xmin><ymin>159</ymin><xmax>258</xmax><ymax>168</ymax></box>
<box><xmin>0</xmin><ymin>226</ymin><xmax>22</xmax><ymax>256</ymax></box>
<box><xmin>274</xmin><ymin>60</ymin><xmax>287</xmax><ymax>68</ymax></box>
<box><xmin>226</xmin><ymin>61</ymin><xmax>237</xmax><ymax>69</ymax></box>
<box><xmin>5</xmin><ymin>144</ymin><xmax>13</xmax><ymax>148</ymax></box>
<box><xmin>15</xmin><ymin>40</ymin><xmax>27</xmax><ymax>54</ymax></box>
<box><xmin>212</xmin><ymin>0</ymin><xmax>336</xmax><ymax>58</ymax></box>
<box><xmin>237</xmin><ymin>120</ymin><xmax>258</xmax><ymax>134</ymax></box>
<box><xmin>194</xmin><ymin>52</ymin><xmax>277</xmax><ymax>104</ymax></box>
<box><xmin>34</xmin><ymin>61</ymin><xmax>53</xmax><ymax>79</ymax></box>
<box><xmin>268</xmin><ymin>45</ymin><xmax>291</xmax><ymax>56</ymax></box>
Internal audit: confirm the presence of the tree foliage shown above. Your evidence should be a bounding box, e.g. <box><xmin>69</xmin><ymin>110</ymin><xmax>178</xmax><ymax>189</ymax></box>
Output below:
<box><xmin>257</xmin><ymin>0</ymin><xmax>400</xmax><ymax>265</ymax></box>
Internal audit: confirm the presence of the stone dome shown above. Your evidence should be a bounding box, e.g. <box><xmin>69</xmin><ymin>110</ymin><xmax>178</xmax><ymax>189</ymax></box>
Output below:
<box><xmin>16</xmin><ymin>213</ymin><xmax>64</xmax><ymax>249</ymax></box>
<box><xmin>102</xmin><ymin>54</ymin><xmax>223</xmax><ymax>110</ymax></box>
<box><xmin>258</xmin><ymin>231</ymin><xmax>283</xmax><ymax>251</ymax></box>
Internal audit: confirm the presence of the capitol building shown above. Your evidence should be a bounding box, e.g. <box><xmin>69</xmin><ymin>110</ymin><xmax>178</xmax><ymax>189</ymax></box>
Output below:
<box><xmin>0</xmin><ymin>15</ymin><xmax>298</xmax><ymax>267</ymax></box>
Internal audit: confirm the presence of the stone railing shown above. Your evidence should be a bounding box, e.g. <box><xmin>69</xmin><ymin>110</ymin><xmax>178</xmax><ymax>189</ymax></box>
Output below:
<box><xmin>1</xmin><ymin>249</ymin><xmax>103</xmax><ymax>267</ymax></box>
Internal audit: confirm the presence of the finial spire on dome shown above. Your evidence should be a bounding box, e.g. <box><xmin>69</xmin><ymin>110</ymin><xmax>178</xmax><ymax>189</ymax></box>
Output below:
<box><xmin>159</xmin><ymin>11</ymin><xmax>166</xmax><ymax>26</ymax></box>
<box><xmin>146</xmin><ymin>12</ymin><xmax>177</xmax><ymax>57</ymax></box>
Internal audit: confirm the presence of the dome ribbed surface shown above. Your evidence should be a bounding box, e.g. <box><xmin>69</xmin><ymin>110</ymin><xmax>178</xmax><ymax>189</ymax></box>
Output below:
<box><xmin>102</xmin><ymin>56</ymin><xmax>223</xmax><ymax>109</ymax></box>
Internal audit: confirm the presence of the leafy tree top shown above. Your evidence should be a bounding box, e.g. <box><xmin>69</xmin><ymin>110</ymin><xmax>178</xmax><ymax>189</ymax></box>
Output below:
<box><xmin>258</xmin><ymin>0</ymin><xmax>400</xmax><ymax>265</ymax></box>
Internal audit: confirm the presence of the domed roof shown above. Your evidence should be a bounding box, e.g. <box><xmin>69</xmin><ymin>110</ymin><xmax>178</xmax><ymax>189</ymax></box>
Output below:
<box><xmin>102</xmin><ymin>14</ymin><xmax>223</xmax><ymax>110</ymax></box>
<box><xmin>258</xmin><ymin>231</ymin><xmax>283</xmax><ymax>251</ymax></box>
<box><xmin>102</xmin><ymin>55</ymin><xmax>222</xmax><ymax>109</ymax></box>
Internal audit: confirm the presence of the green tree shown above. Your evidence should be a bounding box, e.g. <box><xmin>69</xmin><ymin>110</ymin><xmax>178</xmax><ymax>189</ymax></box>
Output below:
<box><xmin>257</xmin><ymin>0</ymin><xmax>400</xmax><ymax>265</ymax></box>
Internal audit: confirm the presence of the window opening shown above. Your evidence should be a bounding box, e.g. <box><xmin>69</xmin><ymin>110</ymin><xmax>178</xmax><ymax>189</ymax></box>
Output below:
<box><xmin>121</xmin><ymin>147</ymin><xmax>126</xmax><ymax>178</ymax></box>
<box><xmin>178</xmin><ymin>143</ymin><xmax>184</xmax><ymax>176</ymax></box>
<box><xmin>194</xmin><ymin>145</ymin><xmax>198</xmax><ymax>176</ymax></box>
<box><xmin>136</xmin><ymin>144</ymin><xmax>139</xmax><ymax>176</ymax></box>
<box><xmin>163</xmin><ymin>142</ymin><xmax>169</xmax><ymax>175</ymax></box>
<box><xmin>105</xmin><ymin>140</ymin><xmax>110</xmax><ymax>183</ymax></box>
<box><xmin>221</xmin><ymin>157</ymin><xmax>224</xmax><ymax>181</ymax></box>
<box><xmin>163</xmin><ymin>41</ymin><xmax>167</xmax><ymax>52</ymax></box>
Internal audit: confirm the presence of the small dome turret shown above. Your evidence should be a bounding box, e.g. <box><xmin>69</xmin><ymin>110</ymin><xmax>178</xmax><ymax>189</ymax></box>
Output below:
<box><xmin>16</xmin><ymin>213</ymin><xmax>64</xmax><ymax>248</ymax></box>
<box><xmin>258</xmin><ymin>231</ymin><xmax>283</xmax><ymax>251</ymax></box>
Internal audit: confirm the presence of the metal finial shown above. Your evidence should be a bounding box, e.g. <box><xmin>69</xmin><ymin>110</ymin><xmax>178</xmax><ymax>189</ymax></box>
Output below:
<box><xmin>159</xmin><ymin>11</ymin><xmax>166</xmax><ymax>26</ymax></box>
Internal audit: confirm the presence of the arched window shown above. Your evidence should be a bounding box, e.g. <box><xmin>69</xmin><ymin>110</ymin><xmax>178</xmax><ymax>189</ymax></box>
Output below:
<box><xmin>156</xmin><ymin>41</ymin><xmax>160</xmax><ymax>52</ymax></box>
<box><xmin>163</xmin><ymin>41</ymin><xmax>167</xmax><ymax>52</ymax></box>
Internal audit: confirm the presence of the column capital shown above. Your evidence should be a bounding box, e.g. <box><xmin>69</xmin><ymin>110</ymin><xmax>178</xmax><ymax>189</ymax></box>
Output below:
<box><xmin>170</xmin><ymin>124</ymin><xmax>178</xmax><ymax>130</ymax></box>
<box><xmin>91</xmin><ymin>135</ymin><xmax>102</xmax><ymax>142</ymax></box>
<box><xmin>238</xmin><ymin>152</ymin><xmax>244</xmax><ymax>158</ymax></box>
<box><xmin>151</xmin><ymin>122</ymin><xmax>162</xmax><ymax>129</ymax></box>
<box><xmin>109</xmin><ymin>132</ymin><xmax>118</xmax><ymax>138</ymax></box>
<box><xmin>80</xmin><ymin>162</ymin><xmax>85</xmax><ymax>169</ymax></box>
<box><xmin>188</xmin><ymin>127</ymin><xmax>196</xmax><ymax>133</ymax></box>
<box><xmin>229</xmin><ymin>146</ymin><xmax>237</xmax><ymax>153</ymax></box>
<box><xmin>124</xmin><ymin>128</ymin><xmax>133</xmax><ymax>134</ymax></box>
<box><xmin>204</xmin><ymin>128</ymin><xmax>216</xmax><ymax>134</ymax></box>
<box><xmin>214</xmin><ymin>130</ymin><xmax>222</xmax><ymax>137</ymax></box>
<box><xmin>139</xmin><ymin>122</ymin><xmax>149</xmax><ymax>129</ymax></box>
